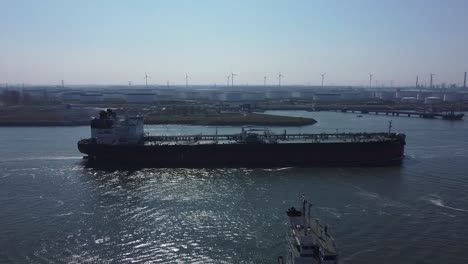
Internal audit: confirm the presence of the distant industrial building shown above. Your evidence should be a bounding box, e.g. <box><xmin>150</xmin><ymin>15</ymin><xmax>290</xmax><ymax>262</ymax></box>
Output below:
<box><xmin>298</xmin><ymin>90</ymin><xmax>315</xmax><ymax>99</ymax></box>
<box><xmin>197</xmin><ymin>89</ymin><xmax>222</xmax><ymax>101</ymax></box>
<box><xmin>266</xmin><ymin>90</ymin><xmax>290</xmax><ymax>100</ymax></box>
<box><xmin>80</xmin><ymin>93</ymin><xmax>102</xmax><ymax>103</ymax></box>
<box><xmin>154</xmin><ymin>89</ymin><xmax>176</xmax><ymax>101</ymax></box>
<box><xmin>102</xmin><ymin>92</ymin><xmax>125</xmax><ymax>103</ymax></box>
<box><xmin>424</xmin><ymin>96</ymin><xmax>442</xmax><ymax>104</ymax></box>
<box><xmin>62</xmin><ymin>91</ymin><xmax>83</xmax><ymax>101</ymax></box>
<box><xmin>374</xmin><ymin>91</ymin><xmax>395</xmax><ymax>100</ymax></box>
<box><xmin>340</xmin><ymin>91</ymin><xmax>373</xmax><ymax>101</ymax></box>
<box><xmin>401</xmin><ymin>97</ymin><xmax>418</xmax><ymax>104</ymax></box>
<box><xmin>23</xmin><ymin>88</ymin><xmax>47</xmax><ymax>99</ymax></box>
<box><xmin>13</xmin><ymin>84</ymin><xmax>468</xmax><ymax>105</ymax></box>
<box><xmin>395</xmin><ymin>90</ymin><xmax>419</xmax><ymax>99</ymax></box>
<box><xmin>313</xmin><ymin>93</ymin><xmax>341</xmax><ymax>102</ymax></box>
<box><xmin>178</xmin><ymin>90</ymin><xmax>201</xmax><ymax>100</ymax></box>
<box><xmin>220</xmin><ymin>91</ymin><xmax>243</xmax><ymax>101</ymax></box>
<box><xmin>125</xmin><ymin>93</ymin><xmax>155</xmax><ymax>104</ymax></box>
<box><xmin>242</xmin><ymin>91</ymin><xmax>266</xmax><ymax>101</ymax></box>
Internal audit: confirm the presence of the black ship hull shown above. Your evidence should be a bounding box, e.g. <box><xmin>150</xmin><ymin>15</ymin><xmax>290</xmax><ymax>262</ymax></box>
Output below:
<box><xmin>78</xmin><ymin>139</ymin><xmax>405</xmax><ymax>168</ymax></box>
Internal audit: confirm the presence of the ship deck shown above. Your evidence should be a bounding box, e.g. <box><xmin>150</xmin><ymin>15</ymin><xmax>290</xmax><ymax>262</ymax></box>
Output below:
<box><xmin>144</xmin><ymin>132</ymin><xmax>403</xmax><ymax>146</ymax></box>
<box><xmin>301</xmin><ymin>219</ymin><xmax>338</xmax><ymax>257</ymax></box>
<box><xmin>288</xmin><ymin>215</ymin><xmax>338</xmax><ymax>260</ymax></box>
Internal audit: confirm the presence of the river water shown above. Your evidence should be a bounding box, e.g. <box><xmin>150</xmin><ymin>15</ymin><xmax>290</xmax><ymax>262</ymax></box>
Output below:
<box><xmin>0</xmin><ymin>111</ymin><xmax>467</xmax><ymax>263</ymax></box>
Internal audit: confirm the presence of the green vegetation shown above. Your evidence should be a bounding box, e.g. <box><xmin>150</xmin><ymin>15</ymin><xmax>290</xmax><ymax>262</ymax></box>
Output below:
<box><xmin>145</xmin><ymin>112</ymin><xmax>315</xmax><ymax>126</ymax></box>
<box><xmin>0</xmin><ymin>105</ymin><xmax>316</xmax><ymax>126</ymax></box>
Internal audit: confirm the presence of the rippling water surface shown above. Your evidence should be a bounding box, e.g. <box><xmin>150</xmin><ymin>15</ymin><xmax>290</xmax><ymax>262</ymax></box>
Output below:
<box><xmin>1</xmin><ymin>111</ymin><xmax>468</xmax><ymax>263</ymax></box>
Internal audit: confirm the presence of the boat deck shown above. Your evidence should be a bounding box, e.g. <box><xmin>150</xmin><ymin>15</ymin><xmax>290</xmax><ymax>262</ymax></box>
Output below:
<box><xmin>300</xmin><ymin>219</ymin><xmax>338</xmax><ymax>257</ymax></box>
<box><xmin>144</xmin><ymin>132</ymin><xmax>402</xmax><ymax>146</ymax></box>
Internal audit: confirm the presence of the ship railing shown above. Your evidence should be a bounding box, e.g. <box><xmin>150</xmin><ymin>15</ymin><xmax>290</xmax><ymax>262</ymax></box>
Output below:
<box><xmin>145</xmin><ymin>134</ymin><xmax>240</xmax><ymax>143</ymax></box>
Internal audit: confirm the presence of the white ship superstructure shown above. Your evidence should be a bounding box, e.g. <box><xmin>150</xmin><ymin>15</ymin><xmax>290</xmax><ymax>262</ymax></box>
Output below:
<box><xmin>90</xmin><ymin>109</ymin><xmax>144</xmax><ymax>145</ymax></box>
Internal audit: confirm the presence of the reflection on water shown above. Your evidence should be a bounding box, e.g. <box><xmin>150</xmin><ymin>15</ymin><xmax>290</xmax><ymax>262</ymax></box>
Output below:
<box><xmin>1</xmin><ymin>112</ymin><xmax>468</xmax><ymax>263</ymax></box>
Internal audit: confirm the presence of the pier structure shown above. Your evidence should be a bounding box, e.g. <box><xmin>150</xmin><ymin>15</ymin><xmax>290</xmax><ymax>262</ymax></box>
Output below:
<box><xmin>339</xmin><ymin>108</ymin><xmax>464</xmax><ymax>120</ymax></box>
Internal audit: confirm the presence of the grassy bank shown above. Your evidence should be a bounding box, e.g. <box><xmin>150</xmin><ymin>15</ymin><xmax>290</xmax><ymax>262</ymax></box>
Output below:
<box><xmin>144</xmin><ymin>112</ymin><xmax>315</xmax><ymax>126</ymax></box>
<box><xmin>0</xmin><ymin>105</ymin><xmax>316</xmax><ymax>127</ymax></box>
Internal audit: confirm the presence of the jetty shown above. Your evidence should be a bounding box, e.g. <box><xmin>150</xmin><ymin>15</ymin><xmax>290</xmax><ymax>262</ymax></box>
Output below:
<box><xmin>340</xmin><ymin>109</ymin><xmax>464</xmax><ymax>120</ymax></box>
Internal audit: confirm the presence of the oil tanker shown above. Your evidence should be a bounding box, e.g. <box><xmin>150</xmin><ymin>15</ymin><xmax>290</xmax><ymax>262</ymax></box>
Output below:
<box><xmin>78</xmin><ymin>109</ymin><xmax>406</xmax><ymax>167</ymax></box>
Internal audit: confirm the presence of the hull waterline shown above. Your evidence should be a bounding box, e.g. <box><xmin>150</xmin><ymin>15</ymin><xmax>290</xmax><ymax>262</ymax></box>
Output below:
<box><xmin>78</xmin><ymin>140</ymin><xmax>405</xmax><ymax>168</ymax></box>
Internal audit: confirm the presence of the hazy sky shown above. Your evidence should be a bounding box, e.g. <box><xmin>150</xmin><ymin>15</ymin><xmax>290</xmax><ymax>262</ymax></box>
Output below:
<box><xmin>1</xmin><ymin>0</ymin><xmax>468</xmax><ymax>86</ymax></box>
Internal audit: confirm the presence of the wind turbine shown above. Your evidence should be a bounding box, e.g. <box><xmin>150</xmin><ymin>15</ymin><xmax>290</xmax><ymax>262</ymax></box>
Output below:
<box><xmin>264</xmin><ymin>76</ymin><xmax>267</xmax><ymax>87</ymax></box>
<box><xmin>226</xmin><ymin>75</ymin><xmax>231</xmax><ymax>87</ymax></box>
<box><xmin>185</xmin><ymin>73</ymin><xmax>190</xmax><ymax>88</ymax></box>
<box><xmin>144</xmin><ymin>72</ymin><xmax>151</xmax><ymax>88</ymax></box>
<box><xmin>278</xmin><ymin>72</ymin><xmax>284</xmax><ymax>87</ymax></box>
<box><xmin>231</xmin><ymin>72</ymin><xmax>237</xmax><ymax>87</ymax></box>
<box><xmin>128</xmin><ymin>81</ymin><xmax>132</xmax><ymax>87</ymax></box>
<box><xmin>320</xmin><ymin>73</ymin><xmax>326</xmax><ymax>88</ymax></box>
<box><xmin>368</xmin><ymin>73</ymin><xmax>374</xmax><ymax>88</ymax></box>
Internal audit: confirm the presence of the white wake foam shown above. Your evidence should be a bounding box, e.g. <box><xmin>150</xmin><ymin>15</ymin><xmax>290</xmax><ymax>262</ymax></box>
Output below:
<box><xmin>261</xmin><ymin>167</ymin><xmax>293</xmax><ymax>172</ymax></box>
<box><xmin>426</xmin><ymin>194</ymin><xmax>468</xmax><ymax>213</ymax></box>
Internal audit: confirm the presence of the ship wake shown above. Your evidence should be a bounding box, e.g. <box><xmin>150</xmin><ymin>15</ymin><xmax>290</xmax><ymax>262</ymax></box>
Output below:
<box><xmin>261</xmin><ymin>167</ymin><xmax>293</xmax><ymax>172</ymax></box>
<box><xmin>425</xmin><ymin>194</ymin><xmax>468</xmax><ymax>213</ymax></box>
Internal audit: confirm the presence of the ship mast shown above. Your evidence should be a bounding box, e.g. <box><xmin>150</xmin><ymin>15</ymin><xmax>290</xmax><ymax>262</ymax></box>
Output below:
<box><xmin>302</xmin><ymin>195</ymin><xmax>306</xmax><ymax>224</ymax></box>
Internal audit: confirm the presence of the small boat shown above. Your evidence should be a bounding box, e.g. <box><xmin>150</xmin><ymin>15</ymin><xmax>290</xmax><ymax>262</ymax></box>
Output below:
<box><xmin>278</xmin><ymin>198</ymin><xmax>338</xmax><ymax>264</ymax></box>
<box><xmin>357</xmin><ymin>115</ymin><xmax>363</xmax><ymax>118</ymax></box>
